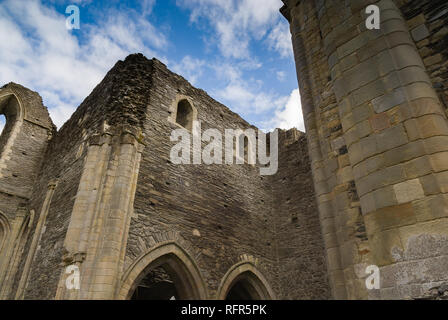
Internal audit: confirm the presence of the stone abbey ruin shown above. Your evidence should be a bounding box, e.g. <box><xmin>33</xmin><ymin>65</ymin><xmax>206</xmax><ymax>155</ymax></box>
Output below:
<box><xmin>0</xmin><ymin>0</ymin><xmax>447</xmax><ymax>300</ymax></box>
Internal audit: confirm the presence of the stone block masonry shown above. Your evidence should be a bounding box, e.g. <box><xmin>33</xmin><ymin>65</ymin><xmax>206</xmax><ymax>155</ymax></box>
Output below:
<box><xmin>0</xmin><ymin>54</ymin><xmax>329</xmax><ymax>300</ymax></box>
<box><xmin>2</xmin><ymin>0</ymin><xmax>445</xmax><ymax>299</ymax></box>
<box><xmin>281</xmin><ymin>0</ymin><xmax>448</xmax><ymax>299</ymax></box>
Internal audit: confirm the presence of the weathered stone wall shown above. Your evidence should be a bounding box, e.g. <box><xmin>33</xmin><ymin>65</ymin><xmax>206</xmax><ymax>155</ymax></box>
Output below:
<box><xmin>281</xmin><ymin>0</ymin><xmax>370</xmax><ymax>299</ymax></box>
<box><xmin>272</xmin><ymin>129</ymin><xmax>330</xmax><ymax>299</ymax></box>
<box><xmin>11</xmin><ymin>55</ymin><xmax>151</xmax><ymax>299</ymax></box>
<box><xmin>0</xmin><ymin>84</ymin><xmax>53</xmax><ymax>219</ymax></box>
<box><xmin>1</xmin><ymin>0</ymin><xmax>447</xmax><ymax>300</ymax></box>
<box><xmin>124</xmin><ymin>55</ymin><xmax>329</xmax><ymax>299</ymax></box>
<box><xmin>1</xmin><ymin>53</ymin><xmax>329</xmax><ymax>300</ymax></box>
<box><xmin>127</xmin><ymin>57</ymin><xmax>276</xmax><ymax>298</ymax></box>
<box><xmin>281</xmin><ymin>0</ymin><xmax>448</xmax><ymax>299</ymax></box>
<box><xmin>2</xmin><ymin>0</ymin><xmax>447</xmax><ymax>300</ymax></box>
<box><xmin>0</xmin><ymin>84</ymin><xmax>54</xmax><ymax>299</ymax></box>
<box><xmin>396</xmin><ymin>0</ymin><xmax>448</xmax><ymax>113</ymax></box>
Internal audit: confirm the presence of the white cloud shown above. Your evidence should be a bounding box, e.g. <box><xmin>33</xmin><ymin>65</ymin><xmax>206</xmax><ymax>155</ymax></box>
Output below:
<box><xmin>208</xmin><ymin>61</ymin><xmax>285</xmax><ymax>116</ymax></box>
<box><xmin>0</xmin><ymin>0</ymin><xmax>299</xmax><ymax>134</ymax></box>
<box><xmin>215</xmin><ymin>83</ymin><xmax>287</xmax><ymax>115</ymax></box>
<box><xmin>261</xmin><ymin>89</ymin><xmax>305</xmax><ymax>132</ymax></box>
<box><xmin>141</xmin><ymin>0</ymin><xmax>156</xmax><ymax>17</ymax></box>
<box><xmin>267</xmin><ymin>21</ymin><xmax>293</xmax><ymax>58</ymax></box>
<box><xmin>211</xmin><ymin>62</ymin><xmax>243</xmax><ymax>83</ymax></box>
<box><xmin>170</xmin><ymin>56</ymin><xmax>206</xmax><ymax>85</ymax></box>
<box><xmin>276</xmin><ymin>71</ymin><xmax>286</xmax><ymax>81</ymax></box>
<box><xmin>177</xmin><ymin>0</ymin><xmax>287</xmax><ymax>59</ymax></box>
<box><xmin>0</xmin><ymin>0</ymin><xmax>166</xmax><ymax>128</ymax></box>
<box><xmin>61</xmin><ymin>0</ymin><xmax>93</xmax><ymax>4</ymax></box>
<box><xmin>39</xmin><ymin>90</ymin><xmax>77</xmax><ymax>130</ymax></box>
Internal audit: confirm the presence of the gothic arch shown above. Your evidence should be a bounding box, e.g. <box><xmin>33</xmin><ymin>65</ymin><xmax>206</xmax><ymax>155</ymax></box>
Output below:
<box><xmin>118</xmin><ymin>241</ymin><xmax>207</xmax><ymax>299</ymax></box>
<box><xmin>0</xmin><ymin>92</ymin><xmax>24</xmax><ymax>121</ymax></box>
<box><xmin>0</xmin><ymin>212</ymin><xmax>10</xmax><ymax>254</ymax></box>
<box><xmin>217</xmin><ymin>261</ymin><xmax>275</xmax><ymax>300</ymax></box>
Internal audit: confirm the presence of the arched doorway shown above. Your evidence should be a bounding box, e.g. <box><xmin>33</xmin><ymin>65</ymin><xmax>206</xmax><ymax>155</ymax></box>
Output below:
<box><xmin>130</xmin><ymin>266</ymin><xmax>178</xmax><ymax>300</ymax></box>
<box><xmin>118</xmin><ymin>242</ymin><xmax>207</xmax><ymax>300</ymax></box>
<box><xmin>218</xmin><ymin>262</ymin><xmax>275</xmax><ymax>300</ymax></box>
<box><xmin>0</xmin><ymin>213</ymin><xmax>10</xmax><ymax>255</ymax></box>
<box><xmin>225</xmin><ymin>273</ymin><xmax>264</xmax><ymax>300</ymax></box>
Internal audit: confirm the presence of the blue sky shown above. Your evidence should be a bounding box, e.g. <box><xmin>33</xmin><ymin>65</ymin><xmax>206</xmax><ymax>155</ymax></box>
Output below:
<box><xmin>0</xmin><ymin>0</ymin><xmax>304</xmax><ymax>132</ymax></box>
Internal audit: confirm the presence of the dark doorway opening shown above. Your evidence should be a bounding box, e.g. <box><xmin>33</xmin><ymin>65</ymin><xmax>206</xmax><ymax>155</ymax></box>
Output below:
<box><xmin>226</xmin><ymin>280</ymin><xmax>256</xmax><ymax>300</ymax></box>
<box><xmin>225</xmin><ymin>276</ymin><xmax>264</xmax><ymax>300</ymax></box>
<box><xmin>176</xmin><ymin>99</ymin><xmax>194</xmax><ymax>131</ymax></box>
<box><xmin>131</xmin><ymin>266</ymin><xmax>178</xmax><ymax>300</ymax></box>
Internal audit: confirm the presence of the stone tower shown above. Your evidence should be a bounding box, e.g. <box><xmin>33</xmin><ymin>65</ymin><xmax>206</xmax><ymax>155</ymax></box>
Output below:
<box><xmin>0</xmin><ymin>55</ymin><xmax>330</xmax><ymax>300</ymax></box>
<box><xmin>281</xmin><ymin>0</ymin><xmax>448</xmax><ymax>299</ymax></box>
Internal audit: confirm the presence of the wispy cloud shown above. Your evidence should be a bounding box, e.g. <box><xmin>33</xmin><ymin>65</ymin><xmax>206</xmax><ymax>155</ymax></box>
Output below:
<box><xmin>209</xmin><ymin>62</ymin><xmax>274</xmax><ymax>113</ymax></box>
<box><xmin>176</xmin><ymin>0</ymin><xmax>290</xmax><ymax>60</ymax></box>
<box><xmin>170</xmin><ymin>56</ymin><xmax>206</xmax><ymax>85</ymax></box>
<box><xmin>267</xmin><ymin>20</ymin><xmax>293</xmax><ymax>58</ymax></box>
<box><xmin>276</xmin><ymin>71</ymin><xmax>286</xmax><ymax>81</ymax></box>
<box><xmin>174</xmin><ymin>0</ymin><xmax>301</xmax><ymax>131</ymax></box>
<box><xmin>261</xmin><ymin>89</ymin><xmax>304</xmax><ymax>132</ymax></box>
<box><xmin>0</xmin><ymin>0</ymin><xmax>165</xmax><ymax>128</ymax></box>
<box><xmin>0</xmin><ymin>0</ymin><xmax>303</xmax><ymax>134</ymax></box>
<box><xmin>141</xmin><ymin>0</ymin><xmax>156</xmax><ymax>17</ymax></box>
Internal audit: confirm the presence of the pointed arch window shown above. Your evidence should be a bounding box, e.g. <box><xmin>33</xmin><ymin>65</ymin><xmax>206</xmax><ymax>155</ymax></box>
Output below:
<box><xmin>0</xmin><ymin>95</ymin><xmax>20</xmax><ymax>157</ymax></box>
<box><xmin>175</xmin><ymin>99</ymin><xmax>194</xmax><ymax>131</ymax></box>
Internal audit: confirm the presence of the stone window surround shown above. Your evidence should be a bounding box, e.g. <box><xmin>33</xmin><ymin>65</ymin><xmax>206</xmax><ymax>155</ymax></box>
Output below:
<box><xmin>168</xmin><ymin>95</ymin><xmax>198</xmax><ymax>131</ymax></box>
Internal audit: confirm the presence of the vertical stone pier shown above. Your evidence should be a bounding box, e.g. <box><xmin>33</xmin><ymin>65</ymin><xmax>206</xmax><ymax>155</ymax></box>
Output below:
<box><xmin>282</xmin><ymin>0</ymin><xmax>448</xmax><ymax>299</ymax></box>
<box><xmin>56</xmin><ymin>126</ymin><xmax>144</xmax><ymax>299</ymax></box>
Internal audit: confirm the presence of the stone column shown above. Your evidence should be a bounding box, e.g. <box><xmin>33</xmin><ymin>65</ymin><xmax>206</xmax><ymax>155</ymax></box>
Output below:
<box><xmin>56</xmin><ymin>125</ymin><xmax>144</xmax><ymax>299</ymax></box>
<box><xmin>15</xmin><ymin>181</ymin><xmax>57</xmax><ymax>299</ymax></box>
<box><xmin>286</xmin><ymin>0</ymin><xmax>376</xmax><ymax>299</ymax></box>
<box><xmin>319</xmin><ymin>0</ymin><xmax>448</xmax><ymax>299</ymax></box>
